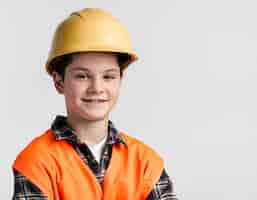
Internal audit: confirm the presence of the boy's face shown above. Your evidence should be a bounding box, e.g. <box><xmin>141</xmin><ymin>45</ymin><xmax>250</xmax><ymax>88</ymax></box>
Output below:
<box><xmin>53</xmin><ymin>52</ymin><xmax>122</xmax><ymax>122</ymax></box>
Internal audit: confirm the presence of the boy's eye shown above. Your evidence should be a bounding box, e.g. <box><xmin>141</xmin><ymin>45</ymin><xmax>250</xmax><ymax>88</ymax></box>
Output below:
<box><xmin>75</xmin><ymin>74</ymin><xmax>89</xmax><ymax>79</ymax></box>
<box><xmin>104</xmin><ymin>75</ymin><xmax>116</xmax><ymax>79</ymax></box>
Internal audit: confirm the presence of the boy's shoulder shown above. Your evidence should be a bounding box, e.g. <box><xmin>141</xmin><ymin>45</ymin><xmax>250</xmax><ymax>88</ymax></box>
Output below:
<box><xmin>118</xmin><ymin>132</ymin><xmax>164</xmax><ymax>161</ymax></box>
<box><xmin>118</xmin><ymin>132</ymin><xmax>164</xmax><ymax>182</ymax></box>
<box><xmin>13</xmin><ymin>129</ymin><xmax>57</xmax><ymax>163</ymax></box>
<box><xmin>119</xmin><ymin>132</ymin><xmax>151</xmax><ymax>147</ymax></box>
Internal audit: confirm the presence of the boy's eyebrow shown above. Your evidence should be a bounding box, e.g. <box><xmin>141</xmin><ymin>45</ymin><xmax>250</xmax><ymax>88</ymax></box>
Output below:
<box><xmin>69</xmin><ymin>67</ymin><xmax>89</xmax><ymax>72</ymax></box>
<box><xmin>70</xmin><ymin>67</ymin><xmax>120</xmax><ymax>73</ymax></box>
<box><xmin>104</xmin><ymin>68</ymin><xmax>120</xmax><ymax>72</ymax></box>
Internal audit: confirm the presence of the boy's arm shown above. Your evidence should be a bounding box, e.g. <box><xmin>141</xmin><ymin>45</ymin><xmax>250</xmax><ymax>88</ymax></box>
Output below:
<box><xmin>146</xmin><ymin>169</ymin><xmax>178</xmax><ymax>200</ymax></box>
<box><xmin>12</xmin><ymin>169</ymin><xmax>48</xmax><ymax>200</ymax></box>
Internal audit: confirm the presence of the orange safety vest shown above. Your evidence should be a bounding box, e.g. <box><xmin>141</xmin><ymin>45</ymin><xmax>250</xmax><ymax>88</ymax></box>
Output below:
<box><xmin>13</xmin><ymin>129</ymin><xmax>164</xmax><ymax>200</ymax></box>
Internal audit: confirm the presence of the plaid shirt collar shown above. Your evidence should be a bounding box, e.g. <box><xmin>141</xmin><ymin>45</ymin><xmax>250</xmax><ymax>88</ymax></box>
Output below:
<box><xmin>51</xmin><ymin>115</ymin><xmax>127</xmax><ymax>147</ymax></box>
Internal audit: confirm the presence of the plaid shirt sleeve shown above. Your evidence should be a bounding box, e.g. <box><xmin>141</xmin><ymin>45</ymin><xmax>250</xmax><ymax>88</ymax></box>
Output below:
<box><xmin>146</xmin><ymin>169</ymin><xmax>178</xmax><ymax>200</ymax></box>
<box><xmin>12</xmin><ymin>169</ymin><xmax>48</xmax><ymax>200</ymax></box>
<box><xmin>12</xmin><ymin>169</ymin><xmax>177</xmax><ymax>200</ymax></box>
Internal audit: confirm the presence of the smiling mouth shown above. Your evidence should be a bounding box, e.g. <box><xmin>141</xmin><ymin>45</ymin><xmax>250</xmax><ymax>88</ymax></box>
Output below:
<box><xmin>82</xmin><ymin>99</ymin><xmax>108</xmax><ymax>103</ymax></box>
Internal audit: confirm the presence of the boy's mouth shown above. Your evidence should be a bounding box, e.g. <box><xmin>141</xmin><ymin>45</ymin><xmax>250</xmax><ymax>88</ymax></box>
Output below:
<box><xmin>82</xmin><ymin>99</ymin><xmax>108</xmax><ymax>103</ymax></box>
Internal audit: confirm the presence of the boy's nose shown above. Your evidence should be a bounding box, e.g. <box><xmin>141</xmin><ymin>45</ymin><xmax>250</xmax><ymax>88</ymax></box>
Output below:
<box><xmin>88</xmin><ymin>78</ymin><xmax>104</xmax><ymax>93</ymax></box>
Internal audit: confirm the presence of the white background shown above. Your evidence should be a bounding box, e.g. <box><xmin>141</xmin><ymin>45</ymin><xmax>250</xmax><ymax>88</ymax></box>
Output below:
<box><xmin>2</xmin><ymin>0</ymin><xmax>257</xmax><ymax>199</ymax></box>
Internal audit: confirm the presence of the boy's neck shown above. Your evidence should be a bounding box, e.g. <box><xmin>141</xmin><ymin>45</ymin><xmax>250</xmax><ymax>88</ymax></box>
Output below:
<box><xmin>67</xmin><ymin>116</ymin><xmax>109</xmax><ymax>145</ymax></box>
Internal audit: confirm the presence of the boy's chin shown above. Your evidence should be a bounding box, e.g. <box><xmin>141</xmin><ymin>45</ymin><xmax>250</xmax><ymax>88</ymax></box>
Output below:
<box><xmin>81</xmin><ymin>114</ymin><xmax>108</xmax><ymax>122</ymax></box>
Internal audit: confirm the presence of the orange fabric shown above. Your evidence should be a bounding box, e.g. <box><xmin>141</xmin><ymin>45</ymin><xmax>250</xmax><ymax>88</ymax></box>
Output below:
<box><xmin>13</xmin><ymin>130</ymin><xmax>163</xmax><ymax>200</ymax></box>
<box><xmin>13</xmin><ymin>129</ymin><xmax>164</xmax><ymax>200</ymax></box>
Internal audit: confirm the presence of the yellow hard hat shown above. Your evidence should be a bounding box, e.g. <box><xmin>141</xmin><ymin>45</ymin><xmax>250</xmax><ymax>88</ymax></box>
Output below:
<box><xmin>46</xmin><ymin>8</ymin><xmax>138</xmax><ymax>75</ymax></box>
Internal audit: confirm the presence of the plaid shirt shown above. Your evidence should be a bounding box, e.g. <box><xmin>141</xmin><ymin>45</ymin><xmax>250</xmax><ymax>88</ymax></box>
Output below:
<box><xmin>12</xmin><ymin>116</ymin><xmax>177</xmax><ymax>200</ymax></box>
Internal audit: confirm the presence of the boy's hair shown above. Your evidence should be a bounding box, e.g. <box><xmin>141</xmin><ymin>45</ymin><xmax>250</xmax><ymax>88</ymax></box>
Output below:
<box><xmin>51</xmin><ymin>53</ymin><xmax>129</xmax><ymax>80</ymax></box>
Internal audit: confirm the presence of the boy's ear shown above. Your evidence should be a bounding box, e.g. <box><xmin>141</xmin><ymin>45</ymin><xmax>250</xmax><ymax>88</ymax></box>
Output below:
<box><xmin>52</xmin><ymin>72</ymin><xmax>64</xmax><ymax>94</ymax></box>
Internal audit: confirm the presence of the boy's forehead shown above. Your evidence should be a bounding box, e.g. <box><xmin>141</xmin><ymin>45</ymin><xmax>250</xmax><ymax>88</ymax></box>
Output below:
<box><xmin>73</xmin><ymin>52</ymin><xmax>118</xmax><ymax>63</ymax></box>
<box><xmin>68</xmin><ymin>52</ymin><xmax>120</xmax><ymax>72</ymax></box>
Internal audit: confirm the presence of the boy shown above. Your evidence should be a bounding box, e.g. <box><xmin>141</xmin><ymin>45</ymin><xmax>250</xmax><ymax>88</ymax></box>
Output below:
<box><xmin>12</xmin><ymin>8</ymin><xmax>177</xmax><ymax>200</ymax></box>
